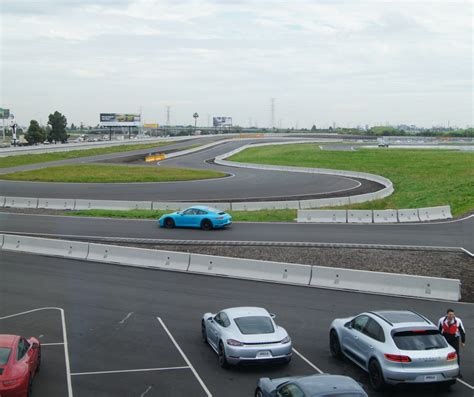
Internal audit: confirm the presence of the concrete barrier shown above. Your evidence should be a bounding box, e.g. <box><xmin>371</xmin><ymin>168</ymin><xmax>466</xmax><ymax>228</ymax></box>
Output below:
<box><xmin>418</xmin><ymin>206</ymin><xmax>452</xmax><ymax>221</ymax></box>
<box><xmin>231</xmin><ymin>201</ymin><xmax>300</xmax><ymax>211</ymax></box>
<box><xmin>0</xmin><ymin>197</ymin><xmax>5</xmax><ymax>207</ymax></box>
<box><xmin>74</xmin><ymin>199</ymin><xmax>152</xmax><ymax>210</ymax></box>
<box><xmin>188</xmin><ymin>253</ymin><xmax>311</xmax><ymax>285</ymax></box>
<box><xmin>310</xmin><ymin>266</ymin><xmax>460</xmax><ymax>301</ymax></box>
<box><xmin>0</xmin><ymin>234</ymin><xmax>4</xmax><ymax>248</ymax></box>
<box><xmin>4</xmin><ymin>197</ymin><xmax>38</xmax><ymax>209</ymax></box>
<box><xmin>398</xmin><ymin>209</ymin><xmax>420</xmax><ymax>223</ymax></box>
<box><xmin>86</xmin><ymin>243</ymin><xmax>190</xmax><ymax>271</ymax></box>
<box><xmin>347</xmin><ymin>210</ymin><xmax>373</xmax><ymax>223</ymax></box>
<box><xmin>38</xmin><ymin>198</ymin><xmax>75</xmax><ymax>210</ymax></box>
<box><xmin>299</xmin><ymin>197</ymin><xmax>351</xmax><ymax>209</ymax></box>
<box><xmin>2</xmin><ymin>235</ymin><xmax>89</xmax><ymax>259</ymax></box>
<box><xmin>297</xmin><ymin>210</ymin><xmax>347</xmax><ymax>223</ymax></box>
<box><xmin>152</xmin><ymin>202</ymin><xmax>232</xmax><ymax>211</ymax></box>
<box><xmin>373</xmin><ymin>210</ymin><xmax>398</xmax><ymax>223</ymax></box>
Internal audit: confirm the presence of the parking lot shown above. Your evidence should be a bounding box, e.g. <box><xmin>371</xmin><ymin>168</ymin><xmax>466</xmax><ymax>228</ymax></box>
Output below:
<box><xmin>1</xmin><ymin>250</ymin><xmax>473</xmax><ymax>396</ymax></box>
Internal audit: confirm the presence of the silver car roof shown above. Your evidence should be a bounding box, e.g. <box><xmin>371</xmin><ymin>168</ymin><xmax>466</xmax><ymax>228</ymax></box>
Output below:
<box><xmin>368</xmin><ymin>310</ymin><xmax>432</xmax><ymax>327</ymax></box>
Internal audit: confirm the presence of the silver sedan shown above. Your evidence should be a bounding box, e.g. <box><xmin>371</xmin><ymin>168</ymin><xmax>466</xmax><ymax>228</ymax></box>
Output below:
<box><xmin>201</xmin><ymin>307</ymin><xmax>292</xmax><ymax>367</ymax></box>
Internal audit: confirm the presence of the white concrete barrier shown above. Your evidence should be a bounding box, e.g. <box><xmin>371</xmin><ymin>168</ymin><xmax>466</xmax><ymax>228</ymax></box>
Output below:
<box><xmin>299</xmin><ymin>197</ymin><xmax>351</xmax><ymax>209</ymax></box>
<box><xmin>373</xmin><ymin>210</ymin><xmax>398</xmax><ymax>223</ymax></box>
<box><xmin>2</xmin><ymin>235</ymin><xmax>89</xmax><ymax>259</ymax></box>
<box><xmin>0</xmin><ymin>234</ymin><xmax>4</xmax><ymax>248</ymax></box>
<box><xmin>297</xmin><ymin>210</ymin><xmax>347</xmax><ymax>223</ymax></box>
<box><xmin>74</xmin><ymin>199</ymin><xmax>152</xmax><ymax>210</ymax></box>
<box><xmin>0</xmin><ymin>196</ymin><xmax>5</xmax><ymax>207</ymax></box>
<box><xmin>231</xmin><ymin>201</ymin><xmax>299</xmax><ymax>211</ymax></box>
<box><xmin>152</xmin><ymin>202</ymin><xmax>232</xmax><ymax>211</ymax></box>
<box><xmin>4</xmin><ymin>197</ymin><xmax>38</xmax><ymax>209</ymax></box>
<box><xmin>86</xmin><ymin>243</ymin><xmax>190</xmax><ymax>271</ymax></box>
<box><xmin>38</xmin><ymin>198</ymin><xmax>76</xmax><ymax>210</ymax></box>
<box><xmin>398</xmin><ymin>209</ymin><xmax>420</xmax><ymax>223</ymax></box>
<box><xmin>310</xmin><ymin>266</ymin><xmax>460</xmax><ymax>301</ymax></box>
<box><xmin>347</xmin><ymin>210</ymin><xmax>373</xmax><ymax>223</ymax></box>
<box><xmin>188</xmin><ymin>253</ymin><xmax>311</xmax><ymax>285</ymax></box>
<box><xmin>418</xmin><ymin>206</ymin><xmax>452</xmax><ymax>221</ymax></box>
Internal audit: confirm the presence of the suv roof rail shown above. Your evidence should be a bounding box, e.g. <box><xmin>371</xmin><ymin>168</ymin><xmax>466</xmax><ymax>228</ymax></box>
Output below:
<box><xmin>368</xmin><ymin>311</ymin><xmax>393</xmax><ymax>326</ymax></box>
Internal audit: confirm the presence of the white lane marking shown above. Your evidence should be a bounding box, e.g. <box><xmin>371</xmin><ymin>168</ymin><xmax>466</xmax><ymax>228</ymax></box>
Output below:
<box><xmin>156</xmin><ymin>317</ymin><xmax>212</xmax><ymax>397</ymax></box>
<box><xmin>118</xmin><ymin>312</ymin><xmax>133</xmax><ymax>324</ymax></box>
<box><xmin>71</xmin><ymin>366</ymin><xmax>189</xmax><ymax>376</ymax></box>
<box><xmin>292</xmin><ymin>348</ymin><xmax>323</xmax><ymax>374</ymax></box>
<box><xmin>460</xmin><ymin>247</ymin><xmax>474</xmax><ymax>257</ymax></box>
<box><xmin>42</xmin><ymin>342</ymin><xmax>65</xmax><ymax>346</ymax></box>
<box><xmin>141</xmin><ymin>386</ymin><xmax>153</xmax><ymax>397</ymax></box>
<box><xmin>0</xmin><ymin>307</ymin><xmax>73</xmax><ymax>397</ymax></box>
<box><xmin>457</xmin><ymin>378</ymin><xmax>474</xmax><ymax>389</ymax></box>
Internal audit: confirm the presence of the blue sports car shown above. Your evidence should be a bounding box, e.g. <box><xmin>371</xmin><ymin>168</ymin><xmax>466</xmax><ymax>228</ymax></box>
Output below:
<box><xmin>158</xmin><ymin>206</ymin><xmax>232</xmax><ymax>230</ymax></box>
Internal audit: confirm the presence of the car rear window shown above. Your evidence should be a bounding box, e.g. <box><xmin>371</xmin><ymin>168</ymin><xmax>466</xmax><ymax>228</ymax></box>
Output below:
<box><xmin>0</xmin><ymin>348</ymin><xmax>11</xmax><ymax>365</ymax></box>
<box><xmin>234</xmin><ymin>316</ymin><xmax>274</xmax><ymax>334</ymax></box>
<box><xmin>393</xmin><ymin>330</ymin><xmax>448</xmax><ymax>350</ymax></box>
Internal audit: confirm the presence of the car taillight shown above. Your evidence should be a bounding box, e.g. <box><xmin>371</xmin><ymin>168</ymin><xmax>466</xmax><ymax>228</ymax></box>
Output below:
<box><xmin>226</xmin><ymin>339</ymin><xmax>243</xmax><ymax>346</ymax></box>
<box><xmin>280</xmin><ymin>336</ymin><xmax>291</xmax><ymax>344</ymax></box>
<box><xmin>384</xmin><ymin>354</ymin><xmax>411</xmax><ymax>362</ymax></box>
<box><xmin>447</xmin><ymin>352</ymin><xmax>457</xmax><ymax>361</ymax></box>
<box><xmin>3</xmin><ymin>378</ymin><xmax>22</xmax><ymax>386</ymax></box>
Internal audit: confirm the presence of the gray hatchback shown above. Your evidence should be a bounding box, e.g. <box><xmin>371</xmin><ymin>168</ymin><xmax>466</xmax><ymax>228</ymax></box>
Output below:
<box><xmin>329</xmin><ymin>310</ymin><xmax>459</xmax><ymax>391</ymax></box>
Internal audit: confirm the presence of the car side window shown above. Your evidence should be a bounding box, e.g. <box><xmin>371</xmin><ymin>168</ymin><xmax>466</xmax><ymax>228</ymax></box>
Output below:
<box><xmin>352</xmin><ymin>315</ymin><xmax>370</xmax><ymax>332</ymax></box>
<box><xmin>17</xmin><ymin>338</ymin><xmax>30</xmax><ymax>360</ymax></box>
<box><xmin>182</xmin><ymin>209</ymin><xmax>196</xmax><ymax>215</ymax></box>
<box><xmin>277</xmin><ymin>383</ymin><xmax>305</xmax><ymax>397</ymax></box>
<box><xmin>364</xmin><ymin>318</ymin><xmax>385</xmax><ymax>342</ymax></box>
<box><xmin>214</xmin><ymin>312</ymin><xmax>225</xmax><ymax>327</ymax></box>
<box><xmin>220</xmin><ymin>312</ymin><xmax>230</xmax><ymax>327</ymax></box>
<box><xmin>197</xmin><ymin>210</ymin><xmax>207</xmax><ymax>215</ymax></box>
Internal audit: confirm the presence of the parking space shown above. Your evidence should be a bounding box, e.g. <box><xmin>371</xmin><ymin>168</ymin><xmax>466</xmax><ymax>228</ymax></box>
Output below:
<box><xmin>1</xmin><ymin>251</ymin><xmax>473</xmax><ymax>396</ymax></box>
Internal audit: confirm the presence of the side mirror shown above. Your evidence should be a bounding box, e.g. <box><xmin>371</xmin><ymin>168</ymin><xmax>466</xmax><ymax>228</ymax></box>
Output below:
<box><xmin>208</xmin><ymin>316</ymin><xmax>213</xmax><ymax>322</ymax></box>
<box><xmin>32</xmin><ymin>342</ymin><xmax>39</xmax><ymax>349</ymax></box>
<box><xmin>269</xmin><ymin>313</ymin><xmax>276</xmax><ymax>319</ymax></box>
<box><xmin>344</xmin><ymin>321</ymin><xmax>352</xmax><ymax>329</ymax></box>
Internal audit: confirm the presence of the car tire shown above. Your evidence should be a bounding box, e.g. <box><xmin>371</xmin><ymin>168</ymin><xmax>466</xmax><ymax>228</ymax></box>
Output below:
<box><xmin>255</xmin><ymin>388</ymin><xmax>264</xmax><ymax>397</ymax></box>
<box><xmin>201</xmin><ymin>321</ymin><xmax>208</xmax><ymax>344</ymax></box>
<box><xmin>368</xmin><ymin>359</ymin><xmax>386</xmax><ymax>391</ymax></box>
<box><xmin>329</xmin><ymin>329</ymin><xmax>342</xmax><ymax>359</ymax></box>
<box><xmin>218</xmin><ymin>341</ymin><xmax>229</xmax><ymax>368</ymax></box>
<box><xmin>164</xmin><ymin>218</ymin><xmax>175</xmax><ymax>229</ymax></box>
<box><xmin>201</xmin><ymin>219</ymin><xmax>213</xmax><ymax>231</ymax></box>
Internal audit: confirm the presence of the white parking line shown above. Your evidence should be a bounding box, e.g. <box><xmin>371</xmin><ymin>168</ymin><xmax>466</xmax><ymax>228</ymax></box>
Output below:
<box><xmin>0</xmin><ymin>307</ymin><xmax>73</xmax><ymax>397</ymax></box>
<box><xmin>292</xmin><ymin>348</ymin><xmax>324</xmax><ymax>374</ymax></box>
<box><xmin>71</xmin><ymin>366</ymin><xmax>189</xmax><ymax>376</ymax></box>
<box><xmin>457</xmin><ymin>378</ymin><xmax>474</xmax><ymax>389</ymax></box>
<box><xmin>42</xmin><ymin>342</ymin><xmax>65</xmax><ymax>346</ymax></box>
<box><xmin>156</xmin><ymin>317</ymin><xmax>212</xmax><ymax>397</ymax></box>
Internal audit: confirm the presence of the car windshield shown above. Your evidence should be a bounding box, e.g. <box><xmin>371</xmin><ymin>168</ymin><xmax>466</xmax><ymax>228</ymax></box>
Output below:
<box><xmin>234</xmin><ymin>316</ymin><xmax>274</xmax><ymax>334</ymax></box>
<box><xmin>393</xmin><ymin>330</ymin><xmax>448</xmax><ymax>350</ymax></box>
<box><xmin>0</xmin><ymin>348</ymin><xmax>11</xmax><ymax>365</ymax></box>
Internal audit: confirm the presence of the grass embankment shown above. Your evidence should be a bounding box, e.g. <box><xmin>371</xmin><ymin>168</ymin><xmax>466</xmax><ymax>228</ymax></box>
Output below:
<box><xmin>0</xmin><ymin>141</ymin><xmax>177</xmax><ymax>168</ymax></box>
<box><xmin>0</xmin><ymin>164</ymin><xmax>227</xmax><ymax>183</ymax></box>
<box><xmin>229</xmin><ymin>144</ymin><xmax>474</xmax><ymax>216</ymax></box>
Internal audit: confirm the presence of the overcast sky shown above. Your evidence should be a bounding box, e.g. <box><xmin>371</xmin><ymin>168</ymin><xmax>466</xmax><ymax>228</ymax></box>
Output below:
<box><xmin>1</xmin><ymin>0</ymin><xmax>472</xmax><ymax>128</ymax></box>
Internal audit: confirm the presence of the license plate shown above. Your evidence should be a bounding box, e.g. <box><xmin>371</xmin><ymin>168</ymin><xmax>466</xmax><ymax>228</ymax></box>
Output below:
<box><xmin>424</xmin><ymin>375</ymin><xmax>437</xmax><ymax>382</ymax></box>
<box><xmin>257</xmin><ymin>350</ymin><xmax>271</xmax><ymax>358</ymax></box>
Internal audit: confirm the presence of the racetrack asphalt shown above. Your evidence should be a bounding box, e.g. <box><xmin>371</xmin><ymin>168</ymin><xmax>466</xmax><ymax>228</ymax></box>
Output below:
<box><xmin>1</xmin><ymin>251</ymin><xmax>472</xmax><ymax>397</ymax></box>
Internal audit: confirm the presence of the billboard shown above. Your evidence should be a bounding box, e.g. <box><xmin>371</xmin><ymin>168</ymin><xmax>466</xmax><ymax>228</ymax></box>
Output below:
<box><xmin>213</xmin><ymin>117</ymin><xmax>232</xmax><ymax>127</ymax></box>
<box><xmin>0</xmin><ymin>108</ymin><xmax>10</xmax><ymax>119</ymax></box>
<box><xmin>100</xmin><ymin>113</ymin><xmax>141</xmax><ymax>126</ymax></box>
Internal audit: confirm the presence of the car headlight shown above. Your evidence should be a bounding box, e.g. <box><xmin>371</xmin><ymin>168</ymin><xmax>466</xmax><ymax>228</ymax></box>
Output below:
<box><xmin>280</xmin><ymin>336</ymin><xmax>291</xmax><ymax>344</ymax></box>
<box><xmin>226</xmin><ymin>339</ymin><xmax>244</xmax><ymax>346</ymax></box>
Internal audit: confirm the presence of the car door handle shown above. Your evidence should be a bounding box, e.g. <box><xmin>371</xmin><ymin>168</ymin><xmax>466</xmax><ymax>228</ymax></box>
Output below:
<box><xmin>368</xmin><ymin>345</ymin><xmax>374</xmax><ymax>349</ymax></box>
<box><xmin>353</xmin><ymin>335</ymin><xmax>359</xmax><ymax>339</ymax></box>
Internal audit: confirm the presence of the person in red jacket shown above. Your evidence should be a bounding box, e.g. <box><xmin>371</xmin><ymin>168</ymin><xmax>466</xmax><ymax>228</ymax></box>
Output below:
<box><xmin>438</xmin><ymin>308</ymin><xmax>466</xmax><ymax>376</ymax></box>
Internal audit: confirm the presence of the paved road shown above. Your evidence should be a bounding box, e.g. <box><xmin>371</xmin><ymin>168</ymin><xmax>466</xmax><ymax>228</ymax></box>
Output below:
<box><xmin>0</xmin><ymin>138</ymin><xmax>380</xmax><ymax>201</ymax></box>
<box><xmin>1</xmin><ymin>212</ymin><xmax>472</xmax><ymax>253</ymax></box>
<box><xmin>1</xmin><ymin>251</ymin><xmax>472</xmax><ymax>397</ymax></box>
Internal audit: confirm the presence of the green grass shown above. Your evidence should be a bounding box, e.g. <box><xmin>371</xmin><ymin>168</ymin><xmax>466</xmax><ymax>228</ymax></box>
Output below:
<box><xmin>0</xmin><ymin>141</ymin><xmax>177</xmax><ymax>168</ymax></box>
<box><xmin>229</xmin><ymin>144</ymin><xmax>474</xmax><ymax>216</ymax></box>
<box><xmin>70</xmin><ymin>208</ymin><xmax>297</xmax><ymax>222</ymax></box>
<box><xmin>0</xmin><ymin>164</ymin><xmax>227</xmax><ymax>183</ymax></box>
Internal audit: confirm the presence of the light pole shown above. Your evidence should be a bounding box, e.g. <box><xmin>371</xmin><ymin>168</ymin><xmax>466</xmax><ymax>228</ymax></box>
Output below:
<box><xmin>193</xmin><ymin>112</ymin><xmax>199</xmax><ymax>134</ymax></box>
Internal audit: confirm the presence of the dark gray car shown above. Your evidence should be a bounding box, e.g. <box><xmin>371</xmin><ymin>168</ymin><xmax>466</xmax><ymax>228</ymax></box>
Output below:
<box><xmin>255</xmin><ymin>374</ymin><xmax>368</xmax><ymax>397</ymax></box>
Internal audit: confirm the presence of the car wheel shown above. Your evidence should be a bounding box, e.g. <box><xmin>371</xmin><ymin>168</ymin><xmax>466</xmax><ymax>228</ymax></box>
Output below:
<box><xmin>329</xmin><ymin>329</ymin><xmax>342</xmax><ymax>358</ymax></box>
<box><xmin>36</xmin><ymin>347</ymin><xmax>41</xmax><ymax>373</ymax></box>
<box><xmin>255</xmin><ymin>388</ymin><xmax>264</xmax><ymax>397</ymax></box>
<box><xmin>201</xmin><ymin>321</ymin><xmax>208</xmax><ymax>344</ymax></box>
<box><xmin>164</xmin><ymin>218</ymin><xmax>175</xmax><ymax>229</ymax></box>
<box><xmin>368</xmin><ymin>359</ymin><xmax>386</xmax><ymax>391</ymax></box>
<box><xmin>201</xmin><ymin>219</ymin><xmax>213</xmax><ymax>230</ymax></box>
<box><xmin>218</xmin><ymin>341</ymin><xmax>229</xmax><ymax>368</ymax></box>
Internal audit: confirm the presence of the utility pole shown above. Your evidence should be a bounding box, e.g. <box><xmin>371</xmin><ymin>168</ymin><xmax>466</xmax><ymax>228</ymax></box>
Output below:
<box><xmin>166</xmin><ymin>106</ymin><xmax>170</xmax><ymax>125</ymax></box>
<box><xmin>193</xmin><ymin>112</ymin><xmax>199</xmax><ymax>134</ymax></box>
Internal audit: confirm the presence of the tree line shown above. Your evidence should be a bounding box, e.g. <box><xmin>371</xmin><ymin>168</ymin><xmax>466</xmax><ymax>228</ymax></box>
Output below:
<box><xmin>24</xmin><ymin>111</ymin><xmax>68</xmax><ymax>145</ymax></box>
